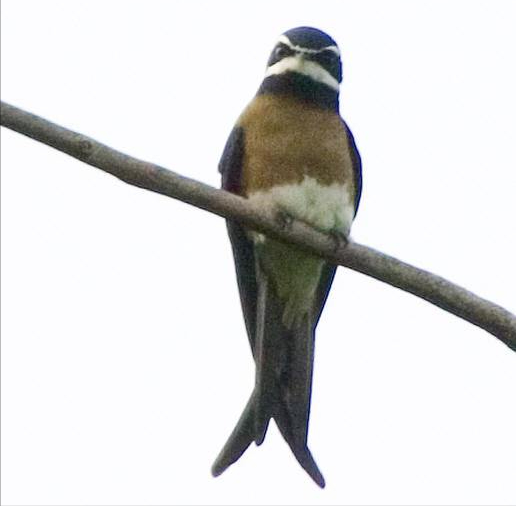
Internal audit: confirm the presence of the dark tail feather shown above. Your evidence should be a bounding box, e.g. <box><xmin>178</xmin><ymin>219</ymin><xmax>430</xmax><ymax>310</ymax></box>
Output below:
<box><xmin>212</xmin><ymin>269</ymin><xmax>325</xmax><ymax>487</ymax></box>
<box><xmin>274</xmin><ymin>312</ymin><xmax>325</xmax><ymax>487</ymax></box>
<box><xmin>253</xmin><ymin>269</ymin><xmax>279</xmax><ymax>445</ymax></box>
<box><xmin>211</xmin><ymin>387</ymin><xmax>325</xmax><ymax>488</ymax></box>
<box><xmin>274</xmin><ymin>390</ymin><xmax>326</xmax><ymax>488</ymax></box>
<box><xmin>211</xmin><ymin>393</ymin><xmax>255</xmax><ymax>477</ymax></box>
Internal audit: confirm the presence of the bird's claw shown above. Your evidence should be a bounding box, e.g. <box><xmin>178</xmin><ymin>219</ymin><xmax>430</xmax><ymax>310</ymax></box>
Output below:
<box><xmin>275</xmin><ymin>209</ymin><xmax>294</xmax><ymax>231</ymax></box>
<box><xmin>329</xmin><ymin>230</ymin><xmax>349</xmax><ymax>253</ymax></box>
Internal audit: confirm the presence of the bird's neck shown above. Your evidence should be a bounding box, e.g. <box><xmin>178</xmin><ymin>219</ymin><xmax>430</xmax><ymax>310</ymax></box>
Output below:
<box><xmin>257</xmin><ymin>72</ymin><xmax>340</xmax><ymax>111</ymax></box>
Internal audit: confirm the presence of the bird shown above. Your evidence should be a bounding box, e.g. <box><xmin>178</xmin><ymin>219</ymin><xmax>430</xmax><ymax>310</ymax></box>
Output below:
<box><xmin>213</xmin><ymin>26</ymin><xmax>362</xmax><ymax>488</ymax></box>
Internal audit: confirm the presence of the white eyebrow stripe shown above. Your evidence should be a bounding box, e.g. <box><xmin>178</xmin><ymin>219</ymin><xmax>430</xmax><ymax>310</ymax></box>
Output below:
<box><xmin>265</xmin><ymin>55</ymin><xmax>340</xmax><ymax>91</ymax></box>
<box><xmin>277</xmin><ymin>34</ymin><xmax>340</xmax><ymax>56</ymax></box>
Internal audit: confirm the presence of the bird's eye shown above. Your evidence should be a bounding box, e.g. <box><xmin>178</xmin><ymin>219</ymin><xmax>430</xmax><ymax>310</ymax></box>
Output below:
<box><xmin>274</xmin><ymin>45</ymin><xmax>291</xmax><ymax>59</ymax></box>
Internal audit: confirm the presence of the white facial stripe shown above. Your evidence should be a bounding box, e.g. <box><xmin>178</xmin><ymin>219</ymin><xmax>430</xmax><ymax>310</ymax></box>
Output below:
<box><xmin>277</xmin><ymin>34</ymin><xmax>340</xmax><ymax>56</ymax></box>
<box><xmin>265</xmin><ymin>55</ymin><xmax>340</xmax><ymax>91</ymax></box>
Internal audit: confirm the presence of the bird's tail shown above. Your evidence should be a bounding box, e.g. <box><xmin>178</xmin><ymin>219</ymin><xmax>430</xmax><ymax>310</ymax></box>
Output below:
<box><xmin>211</xmin><ymin>267</ymin><xmax>325</xmax><ymax>488</ymax></box>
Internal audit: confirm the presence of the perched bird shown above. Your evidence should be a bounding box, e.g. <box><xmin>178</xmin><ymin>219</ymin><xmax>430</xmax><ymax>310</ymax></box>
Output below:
<box><xmin>213</xmin><ymin>26</ymin><xmax>362</xmax><ymax>488</ymax></box>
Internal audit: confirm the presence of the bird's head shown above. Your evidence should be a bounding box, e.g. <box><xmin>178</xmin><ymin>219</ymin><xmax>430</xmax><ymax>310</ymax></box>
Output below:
<box><xmin>259</xmin><ymin>27</ymin><xmax>342</xmax><ymax>109</ymax></box>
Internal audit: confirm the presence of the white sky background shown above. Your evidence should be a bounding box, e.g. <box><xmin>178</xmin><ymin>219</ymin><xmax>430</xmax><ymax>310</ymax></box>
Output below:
<box><xmin>1</xmin><ymin>1</ymin><xmax>516</xmax><ymax>505</ymax></box>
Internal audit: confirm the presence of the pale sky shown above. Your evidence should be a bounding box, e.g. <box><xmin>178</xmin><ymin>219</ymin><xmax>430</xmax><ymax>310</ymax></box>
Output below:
<box><xmin>1</xmin><ymin>1</ymin><xmax>516</xmax><ymax>505</ymax></box>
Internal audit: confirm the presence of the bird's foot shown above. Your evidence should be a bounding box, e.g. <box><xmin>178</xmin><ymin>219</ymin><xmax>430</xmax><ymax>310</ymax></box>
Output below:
<box><xmin>275</xmin><ymin>209</ymin><xmax>294</xmax><ymax>231</ymax></box>
<box><xmin>329</xmin><ymin>230</ymin><xmax>349</xmax><ymax>253</ymax></box>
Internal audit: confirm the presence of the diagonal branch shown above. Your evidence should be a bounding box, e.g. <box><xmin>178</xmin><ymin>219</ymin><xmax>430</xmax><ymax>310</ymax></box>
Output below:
<box><xmin>1</xmin><ymin>100</ymin><xmax>515</xmax><ymax>351</ymax></box>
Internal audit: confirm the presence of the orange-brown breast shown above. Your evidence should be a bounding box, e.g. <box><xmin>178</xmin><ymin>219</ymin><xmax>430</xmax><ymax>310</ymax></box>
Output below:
<box><xmin>237</xmin><ymin>94</ymin><xmax>355</xmax><ymax>196</ymax></box>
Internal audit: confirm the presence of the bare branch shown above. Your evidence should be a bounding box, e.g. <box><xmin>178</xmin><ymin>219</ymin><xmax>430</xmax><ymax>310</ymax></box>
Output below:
<box><xmin>1</xmin><ymin>100</ymin><xmax>515</xmax><ymax>351</ymax></box>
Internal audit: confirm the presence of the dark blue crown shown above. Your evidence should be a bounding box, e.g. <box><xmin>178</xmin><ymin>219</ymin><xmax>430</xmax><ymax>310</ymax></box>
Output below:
<box><xmin>282</xmin><ymin>26</ymin><xmax>338</xmax><ymax>50</ymax></box>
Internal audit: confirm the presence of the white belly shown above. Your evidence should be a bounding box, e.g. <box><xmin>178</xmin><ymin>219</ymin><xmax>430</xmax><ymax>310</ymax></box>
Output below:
<box><xmin>247</xmin><ymin>175</ymin><xmax>355</xmax><ymax>236</ymax></box>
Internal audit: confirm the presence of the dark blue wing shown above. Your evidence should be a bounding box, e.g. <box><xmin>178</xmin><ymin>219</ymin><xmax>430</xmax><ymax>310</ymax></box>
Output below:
<box><xmin>344</xmin><ymin>121</ymin><xmax>363</xmax><ymax>215</ymax></box>
<box><xmin>312</xmin><ymin>264</ymin><xmax>337</xmax><ymax>328</ymax></box>
<box><xmin>219</xmin><ymin>127</ymin><xmax>258</xmax><ymax>350</ymax></box>
<box><xmin>220</xmin><ymin>127</ymin><xmax>244</xmax><ymax>194</ymax></box>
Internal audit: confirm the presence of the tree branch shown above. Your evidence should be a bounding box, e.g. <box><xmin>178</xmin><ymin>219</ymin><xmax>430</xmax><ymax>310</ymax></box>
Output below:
<box><xmin>1</xmin><ymin>100</ymin><xmax>515</xmax><ymax>351</ymax></box>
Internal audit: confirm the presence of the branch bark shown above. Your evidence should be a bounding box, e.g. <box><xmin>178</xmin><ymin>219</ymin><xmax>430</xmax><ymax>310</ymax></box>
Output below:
<box><xmin>1</xmin><ymin>100</ymin><xmax>515</xmax><ymax>351</ymax></box>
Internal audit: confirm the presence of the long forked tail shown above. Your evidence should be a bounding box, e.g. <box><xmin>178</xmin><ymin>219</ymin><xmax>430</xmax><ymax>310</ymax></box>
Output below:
<box><xmin>211</xmin><ymin>389</ymin><xmax>324</xmax><ymax>487</ymax></box>
<box><xmin>212</xmin><ymin>267</ymin><xmax>325</xmax><ymax>488</ymax></box>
